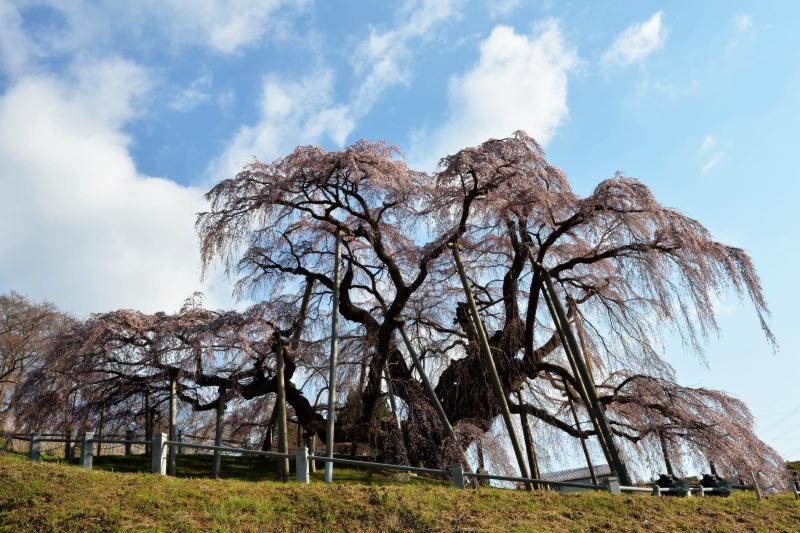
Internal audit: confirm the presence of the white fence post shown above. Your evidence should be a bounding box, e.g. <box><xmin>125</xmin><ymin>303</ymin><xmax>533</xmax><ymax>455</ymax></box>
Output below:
<box><xmin>80</xmin><ymin>431</ymin><xmax>94</xmax><ymax>469</ymax></box>
<box><xmin>295</xmin><ymin>447</ymin><xmax>309</xmax><ymax>484</ymax></box>
<box><xmin>606</xmin><ymin>476</ymin><xmax>621</xmax><ymax>495</ymax></box>
<box><xmin>450</xmin><ymin>463</ymin><xmax>466</xmax><ymax>489</ymax></box>
<box><xmin>651</xmin><ymin>485</ymin><xmax>661</xmax><ymax>497</ymax></box>
<box><xmin>151</xmin><ymin>432</ymin><xmax>167</xmax><ymax>475</ymax></box>
<box><xmin>28</xmin><ymin>433</ymin><xmax>41</xmax><ymax>462</ymax></box>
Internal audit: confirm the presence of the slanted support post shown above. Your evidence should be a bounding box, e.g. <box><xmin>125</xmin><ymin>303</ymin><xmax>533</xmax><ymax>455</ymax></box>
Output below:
<box><xmin>451</xmin><ymin>243</ymin><xmax>530</xmax><ymax>489</ymax></box>
<box><xmin>537</xmin><ymin>263</ymin><xmax>632</xmax><ymax>486</ymax></box>
<box><xmin>325</xmin><ymin>230</ymin><xmax>342</xmax><ymax>484</ymax></box>
<box><xmin>125</xmin><ymin>429</ymin><xmax>134</xmax><ymax>455</ymax></box>
<box><xmin>151</xmin><ymin>432</ymin><xmax>167</xmax><ymax>475</ymax></box>
<box><xmin>791</xmin><ymin>479</ymin><xmax>799</xmax><ymax>500</ymax></box>
<box><xmin>295</xmin><ymin>447</ymin><xmax>309</xmax><ymax>484</ymax></box>
<box><xmin>28</xmin><ymin>433</ymin><xmax>41</xmax><ymax>462</ymax></box>
<box><xmin>607</xmin><ymin>476</ymin><xmax>621</xmax><ymax>495</ymax></box>
<box><xmin>450</xmin><ymin>463</ymin><xmax>466</xmax><ymax>489</ymax></box>
<box><xmin>395</xmin><ymin>320</ymin><xmax>471</xmax><ymax>474</ymax></box>
<box><xmin>80</xmin><ymin>431</ymin><xmax>94</xmax><ymax>469</ymax></box>
<box><xmin>750</xmin><ymin>471</ymin><xmax>763</xmax><ymax>501</ymax></box>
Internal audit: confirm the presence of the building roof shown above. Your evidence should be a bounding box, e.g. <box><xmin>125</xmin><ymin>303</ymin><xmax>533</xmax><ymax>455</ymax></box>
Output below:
<box><xmin>541</xmin><ymin>464</ymin><xmax>612</xmax><ymax>482</ymax></box>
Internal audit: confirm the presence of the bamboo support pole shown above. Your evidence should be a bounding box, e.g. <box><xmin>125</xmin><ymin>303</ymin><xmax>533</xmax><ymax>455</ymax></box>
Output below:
<box><xmin>450</xmin><ymin>243</ymin><xmax>531</xmax><ymax>489</ymax></box>
<box><xmin>538</xmin><ymin>266</ymin><xmax>631</xmax><ymax>485</ymax></box>
<box><xmin>563</xmin><ymin>377</ymin><xmax>597</xmax><ymax>484</ymax></box>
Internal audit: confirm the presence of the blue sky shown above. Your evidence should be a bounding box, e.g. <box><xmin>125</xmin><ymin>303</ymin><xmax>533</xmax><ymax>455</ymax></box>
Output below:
<box><xmin>0</xmin><ymin>1</ymin><xmax>798</xmax><ymax>462</ymax></box>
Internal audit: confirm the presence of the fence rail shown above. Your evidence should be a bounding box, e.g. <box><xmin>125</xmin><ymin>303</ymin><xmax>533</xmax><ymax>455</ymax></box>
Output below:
<box><xmin>1</xmin><ymin>430</ymin><xmax>785</xmax><ymax>498</ymax></box>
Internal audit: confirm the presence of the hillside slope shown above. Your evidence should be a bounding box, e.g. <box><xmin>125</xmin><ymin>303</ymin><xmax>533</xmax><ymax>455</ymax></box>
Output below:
<box><xmin>0</xmin><ymin>454</ymin><xmax>798</xmax><ymax>532</ymax></box>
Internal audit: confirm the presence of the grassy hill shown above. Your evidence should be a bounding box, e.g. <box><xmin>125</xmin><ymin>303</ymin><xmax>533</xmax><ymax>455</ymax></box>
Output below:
<box><xmin>1</xmin><ymin>453</ymin><xmax>798</xmax><ymax>532</ymax></box>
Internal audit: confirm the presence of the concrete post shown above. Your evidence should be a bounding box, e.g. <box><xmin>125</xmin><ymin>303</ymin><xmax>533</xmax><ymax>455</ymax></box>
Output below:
<box><xmin>651</xmin><ymin>485</ymin><xmax>661</xmax><ymax>497</ymax></box>
<box><xmin>295</xmin><ymin>447</ymin><xmax>309</xmax><ymax>484</ymax></box>
<box><xmin>607</xmin><ymin>476</ymin><xmax>621</xmax><ymax>495</ymax></box>
<box><xmin>177</xmin><ymin>431</ymin><xmax>184</xmax><ymax>455</ymax></box>
<box><xmin>450</xmin><ymin>463</ymin><xmax>466</xmax><ymax>489</ymax></box>
<box><xmin>791</xmin><ymin>479</ymin><xmax>799</xmax><ymax>500</ymax></box>
<box><xmin>28</xmin><ymin>433</ymin><xmax>41</xmax><ymax>462</ymax></box>
<box><xmin>80</xmin><ymin>431</ymin><xmax>94</xmax><ymax>469</ymax></box>
<box><xmin>151</xmin><ymin>432</ymin><xmax>167</xmax><ymax>475</ymax></box>
<box><xmin>125</xmin><ymin>429</ymin><xmax>134</xmax><ymax>455</ymax></box>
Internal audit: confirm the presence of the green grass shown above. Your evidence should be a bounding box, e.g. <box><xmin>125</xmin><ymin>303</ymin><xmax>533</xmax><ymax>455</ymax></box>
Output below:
<box><xmin>1</xmin><ymin>452</ymin><xmax>798</xmax><ymax>532</ymax></box>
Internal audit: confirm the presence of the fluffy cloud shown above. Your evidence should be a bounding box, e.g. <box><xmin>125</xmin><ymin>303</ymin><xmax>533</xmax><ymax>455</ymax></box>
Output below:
<box><xmin>0</xmin><ymin>59</ymin><xmax>211</xmax><ymax>315</ymax></box>
<box><xmin>412</xmin><ymin>21</ymin><xmax>578</xmax><ymax>169</ymax></box>
<box><xmin>351</xmin><ymin>0</ymin><xmax>459</xmax><ymax>111</ymax></box>
<box><xmin>5</xmin><ymin>0</ymin><xmax>307</xmax><ymax>59</ymax></box>
<box><xmin>208</xmin><ymin>70</ymin><xmax>355</xmax><ymax>180</ymax></box>
<box><xmin>602</xmin><ymin>11</ymin><xmax>666</xmax><ymax>67</ymax></box>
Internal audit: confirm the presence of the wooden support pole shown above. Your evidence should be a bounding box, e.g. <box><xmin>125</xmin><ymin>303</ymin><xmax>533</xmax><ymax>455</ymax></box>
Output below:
<box><xmin>96</xmin><ymin>408</ymin><xmax>104</xmax><ymax>456</ymax></box>
<box><xmin>212</xmin><ymin>386</ymin><xmax>226</xmax><ymax>479</ymax></box>
<box><xmin>325</xmin><ymin>231</ymin><xmax>342</xmax><ymax>483</ymax></box>
<box><xmin>516</xmin><ymin>390</ymin><xmax>542</xmax><ymax>488</ymax></box>
<box><xmin>384</xmin><ymin>362</ymin><xmax>403</xmax><ymax>434</ymax></box>
<box><xmin>751</xmin><ymin>471</ymin><xmax>763</xmax><ymax>501</ymax></box>
<box><xmin>563</xmin><ymin>377</ymin><xmax>597</xmax><ymax>485</ymax></box>
<box><xmin>276</xmin><ymin>336</ymin><xmax>290</xmax><ymax>482</ymax></box>
<box><xmin>144</xmin><ymin>386</ymin><xmax>152</xmax><ymax>456</ymax></box>
<box><xmin>450</xmin><ymin>243</ymin><xmax>531</xmax><ymax>489</ymax></box>
<box><xmin>396</xmin><ymin>318</ymin><xmax>472</xmax><ymax>474</ymax></box>
<box><xmin>538</xmin><ymin>265</ymin><xmax>632</xmax><ymax>485</ymax></box>
<box><xmin>168</xmin><ymin>370</ymin><xmax>177</xmax><ymax>476</ymax></box>
<box><xmin>658</xmin><ymin>430</ymin><xmax>674</xmax><ymax>477</ymax></box>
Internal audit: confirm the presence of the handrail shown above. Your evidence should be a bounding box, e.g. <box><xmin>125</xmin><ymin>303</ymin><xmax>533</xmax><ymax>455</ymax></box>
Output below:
<box><xmin>465</xmin><ymin>471</ymin><xmax>605</xmax><ymax>491</ymax></box>
<box><xmin>308</xmin><ymin>454</ymin><xmax>448</xmax><ymax>477</ymax></box>
<box><xmin>170</xmin><ymin>441</ymin><xmax>292</xmax><ymax>459</ymax></box>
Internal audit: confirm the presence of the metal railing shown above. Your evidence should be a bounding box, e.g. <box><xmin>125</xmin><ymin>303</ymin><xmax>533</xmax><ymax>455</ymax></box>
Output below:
<box><xmin>0</xmin><ymin>430</ymin><xmax>779</xmax><ymax>497</ymax></box>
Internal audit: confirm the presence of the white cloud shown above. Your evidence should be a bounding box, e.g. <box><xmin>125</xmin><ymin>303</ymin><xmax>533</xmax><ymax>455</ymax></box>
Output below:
<box><xmin>699</xmin><ymin>135</ymin><xmax>716</xmax><ymax>152</ymax></box>
<box><xmin>602</xmin><ymin>11</ymin><xmax>666</xmax><ymax>67</ymax></box>
<box><xmin>5</xmin><ymin>0</ymin><xmax>308</xmax><ymax>62</ymax></box>
<box><xmin>351</xmin><ymin>0</ymin><xmax>459</xmax><ymax>111</ymax></box>
<box><xmin>734</xmin><ymin>14</ymin><xmax>752</xmax><ymax>33</ymax></box>
<box><xmin>412</xmin><ymin>21</ymin><xmax>578</xmax><ymax>169</ymax></box>
<box><xmin>488</xmin><ymin>0</ymin><xmax>520</xmax><ymax>18</ymax></box>
<box><xmin>208</xmin><ymin>70</ymin><xmax>355</xmax><ymax>180</ymax></box>
<box><xmin>169</xmin><ymin>74</ymin><xmax>213</xmax><ymax>112</ymax></box>
<box><xmin>211</xmin><ymin>0</ymin><xmax>459</xmax><ymax>179</ymax></box>
<box><xmin>0</xmin><ymin>58</ymin><xmax>212</xmax><ymax>315</ymax></box>
<box><xmin>699</xmin><ymin>135</ymin><xmax>724</xmax><ymax>174</ymax></box>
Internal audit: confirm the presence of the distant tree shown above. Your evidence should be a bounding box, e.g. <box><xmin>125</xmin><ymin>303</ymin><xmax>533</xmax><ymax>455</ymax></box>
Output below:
<box><xmin>0</xmin><ymin>292</ymin><xmax>70</xmax><ymax>429</ymax></box>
